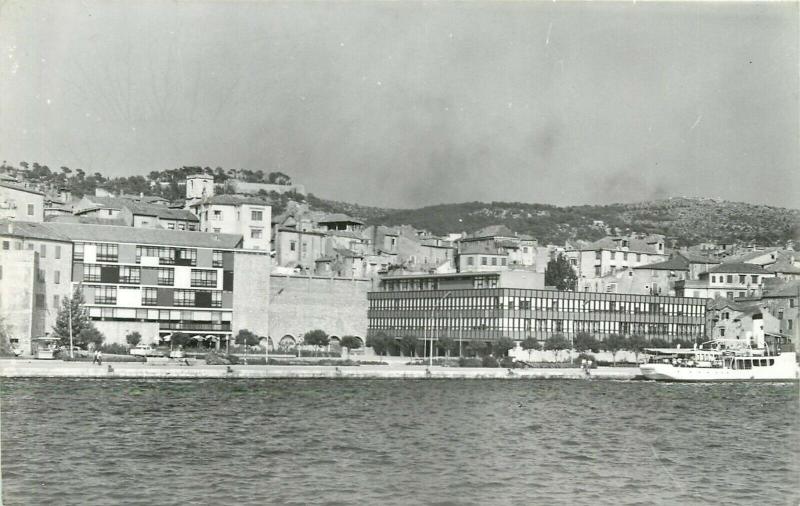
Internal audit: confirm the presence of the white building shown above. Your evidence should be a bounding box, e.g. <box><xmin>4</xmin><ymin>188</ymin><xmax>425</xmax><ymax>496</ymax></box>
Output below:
<box><xmin>189</xmin><ymin>195</ymin><xmax>272</xmax><ymax>250</ymax></box>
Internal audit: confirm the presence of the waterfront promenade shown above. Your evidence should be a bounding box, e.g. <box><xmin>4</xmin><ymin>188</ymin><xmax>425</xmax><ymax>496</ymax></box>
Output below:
<box><xmin>0</xmin><ymin>359</ymin><xmax>642</xmax><ymax>380</ymax></box>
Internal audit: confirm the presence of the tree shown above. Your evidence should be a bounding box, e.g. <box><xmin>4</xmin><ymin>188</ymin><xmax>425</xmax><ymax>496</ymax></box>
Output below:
<box><xmin>171</xmin><ymin>332</ymin><xmax>191</xmax><ymax>348</ymax></box>
<box><xmin>235</xmin><ymin>329</ymin><xmax>262</xmax><ymax>348</ymax></box>
<box><xmin>520</xmin><ymin>337</ymin><xmax>541</xmax><ymax>360</ymax></box>
<box><xmin>650</xmin><ymin>337</ymin><xmax>670</xmax><ymax>348</ymax></box>
<box><xmin>605</xmin><ymin>333</ymin><xmax>628</xmax><ymax>366</ymax></box>
<box><xmin>125</xmin><ymin>331</ymin><xmax>142</xmax><ymax>347</ymax></box>
<box><xmin>544</xmin><ymin>333</ymin><xmax>570</xmax><ymax>362</ymax></box>
<box><xmin>466</xmin><ymin>340</ymin><xmax>489</xmax><ymax>357</ymax></box>
<box><xmin>627</xmin><ymin>334</ymin><xmax>648</xmax><ymax>364</ymax></box>
<box><xmin>544</xmin><ymin>253</ymin><xmax>578</xmax><ymax>291</ymax></box>
<box><xmin>368</xmin><ymin>332</ymin><xmax>389</xmax><ymax>356</ymax></box>
<box><xmin>52</xmin><ymin>287</ymin><xmax>92</xmax><ymax>347</ymax></box>
<box><xmin>340</xmin><ymin>335</ymin><xmax>362</xmax><ymax>350</ymax></box>
<box><xmin>437</xmin><ymin>336</ymin><xmax>457</xmax><ymax>357</ymax></box>
<box><xmin>574</xmin><ymin>332</ymin><xmax>599</xmax><ymax>353</ymax></box>
<box><xmin>77</xmin><ymin>327</ymin><xmax>104</xmax><ymax>349</ymax></box>
<box><xmin>399</xmin><ymin>334</ymin><xmax>418</xmax><ymax>356</ymax></box>
<box><xmin>303</xmin><ymin>329</ymin><xmax>329</xmax><ymax>355</ymax></box>
<box><xmin>493</xmin><ymin>337</ymin><xmax>515</xmax><ymax>357</ymax></box>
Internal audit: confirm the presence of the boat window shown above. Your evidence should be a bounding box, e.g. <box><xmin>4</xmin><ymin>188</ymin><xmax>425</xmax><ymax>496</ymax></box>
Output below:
<box><xmin>760</xmin><ymin>359</ymin><xmax>766</xmax><ymax>367</ymax></box>
<box><xmin>744</xmin><ymin>360</ymin><xmax>752</xmax><ymax>370</ymax></box>
<box><xmin>769</xmin><ymin>359</ymin><xmax>775</xmax><ymax>366</ymax></box>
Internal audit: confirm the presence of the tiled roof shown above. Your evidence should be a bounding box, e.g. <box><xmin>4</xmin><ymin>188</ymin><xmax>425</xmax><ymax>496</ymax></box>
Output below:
<box><xmin>327</xmin><ymin>229</ymin><xmax>366</xmax><ymax>240</ymax></box>
<box><xmin>460</xmin><ymin>242</ymin><xmax>508</xmax><ymax>255</ymax></box>
<box><xmin>48</xmin><ymin>215</ymin><xmax>128</xmax><ymax>227</ymax></box>
<box><xmin>78</xmin><ymin>196</ymin><xmax>198</xmax><ymax>221</ymax></box>
<box><xmin>0</xmin><ymin>181</ymin><xmax>45</xmax><ymax>196</ymax></box>
<box><xmin>0</xmin><ymin>220</ymin><xmax>70</xmax><ymax>242</ymax></box>
<box><xmin>762</xmin><ymin>280</ymin><xmax>800</xmax><ymax>298</ymax></box>
<box><xmin>333</xmin><ymin>248</ymin><xmax>363</xmax><ymax>258</ymax></box>
<box><xmin>677</xmin><ymin>251</ymin><xmax>719</xmax><ymax>264</ymax></box>
<box><xmin>319</xmin><ymin>213</ymin><xmax>365</xmax><ymax>225</ymax></box>
<box><xmin>193</xmin><ymin>194</ymin><xmax>270</xmax><ymax>206</ymax></box>
<box><xmin>633</xmin><ymin>256</ymin><xmax>690</xmax><ymax>271</ymax></box>
<box><xmin>707</xmin><ymin>262</ymin><xmax>770</xmax><ymax>275</ymax></box>
<box><xmin>765</xmin><ymin>262</ymin><xmax>800</xmax><ymax>274</ymax></box>
<box><xmin>42</xmin><ymin>222</ymin><xmax>243</xmax><ymax>249</ymax></box>
<box><xmin>578</xmin><ymin>236</ymin><xmax>661</xmax><ymax>255</ymax></box>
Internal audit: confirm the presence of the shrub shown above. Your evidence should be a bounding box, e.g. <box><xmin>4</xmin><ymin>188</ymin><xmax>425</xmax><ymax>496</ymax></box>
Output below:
<box><xmin>125</xmin><ymin>331</ymin><xmax>142</xmax><ymax>347</ymax></box>
<box><xmin>99</xmin><ymin>343</ymin><xmax>130</xmax><ymax>355</ymax></box>
<box><xmin>458</xmin><ymin>357</ymin><xmax>482</xmax><ymax>367</ymax></box>
<box><xmin>573</xmin><ymin>353</ymin><xmax>598</xmax><ymax>368</ymax></box>
<box><xmin>499</xmin><ymin>356</ymin><xmax>518</xmax><ymax>369</ymax></box>
<box><xmin>205</xmin><ymin>351</ymin><xmax>240</xmax><ymax>365</ymax></box>
<box><xmin>481</xmin><ymin>356</ymin><xmax>499</xmax><ymax>368</ymax></box>
<box><xmin>493</xmin><ymin>337</ymin><xmax>515</xmax><ymax>357</ymax></box>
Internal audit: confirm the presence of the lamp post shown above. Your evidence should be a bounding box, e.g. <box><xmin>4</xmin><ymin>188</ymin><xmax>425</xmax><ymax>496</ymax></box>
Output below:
<box><xmin>430</xmin><ymin>291</ymin><xmax>453</xmax><ymax>368</ymax></box>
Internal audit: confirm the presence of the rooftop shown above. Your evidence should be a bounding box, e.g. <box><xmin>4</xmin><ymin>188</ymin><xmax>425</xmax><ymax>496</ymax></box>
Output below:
<box><xmin>318</xmin><ymin>213</ymin><xmax>365</xmax><ymax>225</ymax></box>
<box><xmin>707</xmin><ymin>262</ymin><xmax>770</xmax><ymax>275</ymax></box>
<box><xmin>3</xmin><ymin>220</ymin><xmax>244</xmax><ymax>249</ymax></box>
<box><xmin>0</xmin><ymin>220</ymin><xmax>71</xmax><ymax>242</ymax></box>
<box><xmin>633</xmin><ymin>256</ymin><xmax>690</xmax><ymax>271</ymax></box>
<box><xmin>192</xmin><ymin>194</ymin><xmax>270</xmax><ymax>206</ymax></box>
<box><xmin>0</xmin><ymin>181</ymin><xmax>45</xmax><ymax>196</ymax></box>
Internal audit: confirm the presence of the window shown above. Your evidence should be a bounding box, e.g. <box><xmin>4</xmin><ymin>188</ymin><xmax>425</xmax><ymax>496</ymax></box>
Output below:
<box><xmin>467</xmin><ymin>256</ymin><xmax>474</xmax><ymax>266</ymax></box>
<box><xmin>167</xmin><ymin>223</ymin><xmax>175</xmax><ymax>230</ymax></box>
<box><xmin>726</xmin><ymin>291</ymin><xmax>734</xmax><ymax>299</ymax></box>
<box><xmin>157</xmin><ymin>268</ymin><xmax>174</xmax><ymax>286</ymax></box>
<box><xmin>37</xmin><ymin>269</ymin><xmax>45</xmax><ymax>282</ymax></box>
<box><xmin>84</xmin><ymin>264</ymin><xmax>101</xmax><ymax>282</ymax></box>
<box><xmin>27</xmin><ymin>203</ymin><xmax>34</xmax><ymax>216</ymax></box>
<box><xmin>595</xmin><ymin>251</ymin><xmax>602</xmax><ymax>260</ymax></box>
<box><xmin>95</xmin><ymin>285</ymin><xmax>117</xmax><ymax>304</ymax></box>
<box><xmin>491</xmin><ymin>257</ymin><xmax>497</xmax><ymax>266</ymax></box>
<box><xmin>739</xmin><ymin>275</ymin><xmax>746</xmax><ymax>283</ymax></box>
<box><xmin>55</xmin><ymin>245</ymin><xmax>61</xmax><ymax>259</ymax></box>
<box><xmin>790</xmin><ymin>298</ymin><xmax>796</xmax><ymax>308</ymax></box>
<box><xmin>211</xmin><ymin>291</ymin><xmax>222</xmax><ymax>308</ymax></box>
<box><xmin>251</xmin><ymin>228</ymin><xmax>263</xmax><ymax>239</ymax></box>
<box><xmin>719</xmin><ymin>328</ymin><xmax>725</xmax><ymax>337</ymax></box>
<box><xmin>726</xmin><ymin>275</ymin><xmax>733</xmax><ymax>283</ymax></box>
<box><xmin>2</xmin><ymin>241</ymin><xmax>8</xmax><ymax>250</ymax></box>
<box><xmin>481</xmin><ymin>257</ymin><xmax>487</xmax><ymax>266</ymax></box>
<box><xmin>174</xmin><ymin>290</ymin><xmax>196</xmax><ymax>307</ymax></box>
<box><xmin>789</xmin><ymin>320</ymin><xmax>793</xmax><ymax>330</ymax></box>
<box><xmin>501</xmin><ymin>258</ymin><xmax>507</xmax><ymax>266</ymax></box>
<box><xmin>636</xmin><ymin>253</ymin><xmax>641</xmax><ymax>262</ymax></box>
<box><xmin>213</xmin><ymin>228</ymin><xmax>221</xmax><ymax>233</ymax></box>
<box><xmin>290</xmin><ymin>241</ymin><xmax>296</xmax><ymax>252</ymax></box>
<box><xmin>54</xmin><ymin>270</ymin><xmax>60</xmax><ymax>284</ymax></box>
<box><xmin>251</xmin><ymin>210</ymin><xmax>263</xmax><ymax>221</ymax></box>
<box><xmin>751</xmin><ymin>275</ymin><xmax>758</xmax><ymax>284</ymax></box>
<box><xmin>212</xmin><ymin>251</ymin><xmax>224</xmax><ymax>268</ymax></box>
<box><xmin>594</xmin><ymin>266</ymin><xmax>601</xmax><ymax>276</ymax></box>
<box><xmin>213</xmin><ymin>210</ymin><xmax>222</xmax><ymax>220</ymax></box>
<box><xmin>142</xmin><ymin>287</ymin><xmax>158</xmax><ymax>306</ymax></box>
<box><xmin>120</xmin><ymin>266</ymin><xmax>141</xmax><ymax>284</ymax></box>
<box><xmin>40</xmin><ymin>244</ymin><xmax>46</xmax><ymax>258</ymax></box>
<box><xmin>96</xmin><ymin>243</ymin><xmax>118</xmax><ymax>262</ymax></box>
<box><xmin>623</xmin><ymin>252</ymin><xmax>628</xmax><ymax>261</ymax></box>
<box><xmin>778</xmin><ymin>310</ymin><xmax>784</xmax><ymax>320</ymax></box>
<box><xmin>191</xmin><ymin>269</ymin><xmax>217</xmax><ymax>288</ymax></box>
<box><xmin>53</xmin><ymin>295</ymin><xmax>60</xmax><ymax>308</ymax></box>
<box><xmin>35</xmin><ymin>294</ymin><xmax>45</xmax><ymax>308</ymax></box>
<box><xmin>522</xmin><ymin>247</ymin><xmax>528</xmax><ymax>253</ymax></box>
<box><xmin>176</xmin><ymin>248</ymin><xmax>197</xmax><ymax>266</ymax></box>
<box><xmin>178</xmin><ymin>223</ymin><xmax>185</xmax><ymax>230</ymax></box>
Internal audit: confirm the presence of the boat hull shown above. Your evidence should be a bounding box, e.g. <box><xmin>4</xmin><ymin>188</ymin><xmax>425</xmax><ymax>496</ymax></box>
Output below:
<box><xmin>640</xmin><ymin>353</ymin><xmax>799</xmax><ymax>382</ymax></box>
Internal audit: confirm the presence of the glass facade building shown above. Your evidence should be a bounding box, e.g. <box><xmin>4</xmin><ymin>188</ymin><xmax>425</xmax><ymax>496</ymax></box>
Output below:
<box><xmin>368</xmin><ymin>272</ymin><xmax>708</xmax><ymax>346</ymax></box>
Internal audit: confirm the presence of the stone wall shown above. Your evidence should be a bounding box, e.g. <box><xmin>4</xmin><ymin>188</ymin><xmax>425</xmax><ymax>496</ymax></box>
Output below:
<box><xmin>233</xmin><ymin>251</ymin><xmax>271</xmax><ymax>338</ymax></box>
<box><xmin>94</xmin><ymin>320</ymin><xmax>161</xmax><ymax>346</ymax></box>
<box><xmin>269</xmin><ymin>274</ymin><xmax>375</xmax><ymax>345</ymax></box>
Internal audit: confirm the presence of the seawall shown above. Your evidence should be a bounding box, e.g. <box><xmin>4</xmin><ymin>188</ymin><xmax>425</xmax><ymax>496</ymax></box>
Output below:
<box><xmin>0</xmin><ymin>360</ymin><xmax>643</xmax><ymax>380</ymax></box>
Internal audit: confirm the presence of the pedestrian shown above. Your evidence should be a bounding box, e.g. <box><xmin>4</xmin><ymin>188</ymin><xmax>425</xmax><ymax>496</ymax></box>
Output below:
<box><xmin>96</xmin><ymin>349</ymin><xmax>103</xmax><ymax>366</ymax></box>
<box><xmin>92</xmin><ymin>349</ymin><xmax>99</xmax><ymax>365</ymax></box>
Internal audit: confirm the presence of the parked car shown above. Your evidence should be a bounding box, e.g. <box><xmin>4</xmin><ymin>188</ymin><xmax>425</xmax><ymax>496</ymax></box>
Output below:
<box><xmin>129</xmin><ymin>344</ymin><xmax>164</xmax><ymax>357</ymax></box>
<box><xmin>169</xmin><ymin>348</ymin><xmax>185</xmax><ymax>359</ymax></box>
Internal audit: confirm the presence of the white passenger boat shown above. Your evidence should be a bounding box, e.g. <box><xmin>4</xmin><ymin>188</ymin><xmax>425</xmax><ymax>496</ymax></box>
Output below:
<box><xmin>639</xmin><ymin>338</ymin><xmax>799</xmax><ymax>382</ymax></box>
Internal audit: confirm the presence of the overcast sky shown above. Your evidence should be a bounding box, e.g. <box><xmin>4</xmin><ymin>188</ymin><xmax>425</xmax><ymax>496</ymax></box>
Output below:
<box><xmin>1</xmin><ymin>1</ymin><xmax>797</xmax><ymax>208</ymax></box>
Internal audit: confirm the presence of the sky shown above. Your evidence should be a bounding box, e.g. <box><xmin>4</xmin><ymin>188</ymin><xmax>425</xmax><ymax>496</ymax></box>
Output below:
<box><xmin>1</xmin><ymin>1</ymin><xmax>797</xmax><ymax>209</ymax></box>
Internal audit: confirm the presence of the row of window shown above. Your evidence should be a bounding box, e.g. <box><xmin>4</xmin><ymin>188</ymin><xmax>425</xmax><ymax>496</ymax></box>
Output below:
<box><xmin>369</xmin><ymin>295</ymin><xmax>706</xmax><ymax>317</ymax></box>
<box><xmin>368</xmin><ymin>317</ymin><xmax>704</xmax><ymax>338</ymax></box>
<box><xmin>206</xmin><ymin>209</ymin><xmax>265</xmax><ymax>221</ymax></box>
<box><xmin>86</xmin><ymin>285</ymin><xmax>223</xmax><ymax>308</ymax></box>
<box><xmin>710</xmin><ymin>274</ymin><xmax>761</xmax><ymax>285</ymax></box>
<box><xmin>73</xmin><ymin>243</ymin><xmax>224</xmax><ymax>268</ymax></box>
<box><xmin>381</xmin><ymin>276</ymin><xmax>500</xmax><ymax>292</ymax></box>
<box><xmin>2</xmin><ymin>240</ymin><xmax>63</xmax><ymax>259</ymax></box>
<box><xmin>465</xmin><ymin>256</ymin><xmax>508</xmax><ymax>267</ymax></box>
<box><xmin>87</xmin><ymin>306</ymin><xmax>231</xmax><ymax>325</ymax></box>
<box><xmin>83</xmin><ymin>264</ymin><xmax>219</xmax><ymax>288</ymax></box>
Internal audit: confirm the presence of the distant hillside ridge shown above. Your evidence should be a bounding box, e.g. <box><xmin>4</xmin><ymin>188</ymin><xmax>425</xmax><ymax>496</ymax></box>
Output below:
<box><xmin>308</xmin><ymin>197</ymin><xmax>800</xmax><ymax>247</ymax></box>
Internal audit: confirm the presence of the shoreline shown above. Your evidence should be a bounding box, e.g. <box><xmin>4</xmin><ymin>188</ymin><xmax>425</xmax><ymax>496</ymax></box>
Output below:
<box><xmin>0</xmin><ymin>360</ymin><xmax>643</xmax><ymax>380</ymax></box>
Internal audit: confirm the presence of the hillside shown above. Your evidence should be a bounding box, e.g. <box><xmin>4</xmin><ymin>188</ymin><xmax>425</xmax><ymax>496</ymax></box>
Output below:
<box><xmin>312</xmin><ymin>197</ymin><xmax>800</xmax><ymax>247</ymax></box>
<box><xmin>2</xmin><ymin>162</ymin><xmax>797</xmax><ymax>246</ymax></box>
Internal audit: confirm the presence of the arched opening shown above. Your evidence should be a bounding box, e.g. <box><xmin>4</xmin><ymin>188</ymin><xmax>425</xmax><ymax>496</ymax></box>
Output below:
<box><xmin>261</xmin><ymin>336</ymin><xmax>275</xmax><ymax>352</ymax></box>
<box><xmin>279</xmin><ymin>335</ymin><xmax>296</xmax><ymax>352</ymax></box>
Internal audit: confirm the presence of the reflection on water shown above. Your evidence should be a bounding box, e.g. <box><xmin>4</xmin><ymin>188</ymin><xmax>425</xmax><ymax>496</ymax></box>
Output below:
<box><xmin>2</xmin><ymin>379</ymin><xmax>798</xmax><ymax>505</ymax></box>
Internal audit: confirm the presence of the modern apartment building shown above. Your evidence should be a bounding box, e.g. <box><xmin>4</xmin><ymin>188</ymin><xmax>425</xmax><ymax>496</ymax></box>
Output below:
<box><xmin>0</xmin><ymin>220</ymin><xmax>270</xmax><ymax>353</ymax></box>
<box><xmin>367</xmin><ymin>271</ymin><xmax>707</xmax><ymax>352</ymax></box>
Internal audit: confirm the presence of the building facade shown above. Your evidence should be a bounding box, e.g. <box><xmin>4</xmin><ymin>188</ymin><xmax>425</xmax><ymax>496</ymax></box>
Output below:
<box><xmin>0</xmin><ymin>182</ymin><xmax>45</xmax><ymax>222</ymax></box>
<box><xmin>367</xmin><ymin>271</ymin><xmax>707</xmax><ymax>352</ymax></box>
<box><xmin>190</xmin><ymin>195</ymin><xmax>272</xmax><ymax>250</ymax></box>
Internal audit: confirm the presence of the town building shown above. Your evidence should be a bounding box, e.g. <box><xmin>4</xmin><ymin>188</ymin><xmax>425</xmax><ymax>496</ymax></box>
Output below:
<box><xmin>759</xmin><ymin>280</ymin><xmax>800</xmax><ymax>345</ymax></box>
<box><xmin>707</xmin><ymin>299</ymin><xmax>780</xmax><ymax>343</ymax></box>
<box><xmin>565</xmin><ymin>235</ymin><xmax>669</xmax><ymax>279</ymax></box>
<box><xmin>189</xmin><ymin>195</ymin><xmax>271</xmax><ymax>250</ymax></box>
<box><xmin>1</xmin><ymin>221</ymin><xmax>74</xmax><ymax>353</ymax></box>
<box><xmin>674</xmin><ymin>262</ymin><xmax>770</xmax><ymax>299</ymax></box>
<box><xmin>70</xmin><ymin>195</ymin><xmax>199</xmax><ymax>231</ymax></box>
<box><xmin>367</xmin><ymin>271</ymin><xmax>706</xmax><ymax>354</ymax></box>
<box><xmin>0</xmin><ymin>181</ymin><xmax>45</xmax><ymax>222</ymax></box>
<box><xmin>0</xmin><ymin>220</ymin><xmax>270</xmax><ymax>354</ymax></box>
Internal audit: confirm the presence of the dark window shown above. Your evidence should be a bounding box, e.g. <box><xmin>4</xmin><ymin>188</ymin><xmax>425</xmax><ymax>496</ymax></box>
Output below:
<box><xmin>27</xmin><ymin>204</ymin><xmax>34</xmax><ymax>216</ymax></box>
<box><xmin>212</xmin><ymin>251</ymin><xmax>224</xmax><ymax>268</ymax></box>
<box><xmin>95</xmin><ymin>285</ymin><xmax>117</xmax><ymax>304</ymax></box>
<box><xmin>55</xmin><ymin>245</ymin><xmax>61</xmax><ymax>259</ymax></box>
<box><xmin>191</xmin><ymin>269</ymin><xmax>217</xmax><ymax>288</ymax></box>
<box><xmin>175</xmin><ymin>248</ymin><xmax>197</xmax><ymax>266</ymax></box>
<box><xmin>223</xmin><ymin>270</ymin><xmax>234</xmax><ymax>291</ymax></box>
<box><xmin>726</xmin><ymin>275</ymin><xmax>733</xmax><ymax>283</ymax></box>
<box><xmin>195</xmin><ymin>291</ymin><xmax>212</xmax><ymax>308</ymax></box>
<box><xmin>739</xmin><ymin>275</ymin><xmax>745</xmax><ymax>283</ymax></box>
<box><xmin>100</xmin><ymin>265</ymin><xmax>119</xmax><ymax>283</ymax></box>
<box><xmin>74</xmin><ymin>243</ymin><xmax>84</xmax><ymax>261</ymax></box>
<box><xmin>142</xmin><ymin>287</ymin><xmax>158</xmax><ymax>306</ymax></box>
<box><xmin>96</xmin><ymin>243</ymin><xmax>118</xmax><ymax>262</ymax></box>
<box><xmin>157</xmin><ymin>268</ymin><xmax>174</xmax><ymax>286</ymax></box>
<box><xmin>84</xmin><ymin>264</ymin><xmax>101</xmax><ymax>282</ymax></box>
<box><xmin>174</xmin><ymin>290</ymin><xmax>195</xmax><ymax>307</ymax></box>
<box><xmin>120</xmin><ymin>266</ymin><xmax>141</xmax><ymax>284</ymax></box>
<box><xmin>2</xmin><ymin>241</ymin><xmax>8</xmax><ymax>250</ymax></box>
